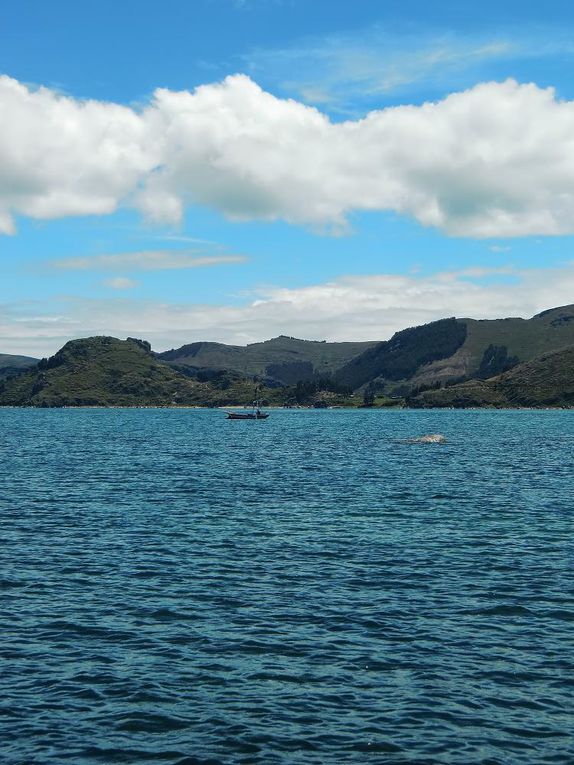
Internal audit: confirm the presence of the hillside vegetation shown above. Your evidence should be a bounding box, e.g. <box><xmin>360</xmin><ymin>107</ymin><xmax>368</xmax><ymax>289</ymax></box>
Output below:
<box><xmin>335</xmin><ymin>318</ymin><xmax>467</xmax><ymax>391</ymax></box>
<box><xmin>0</xmin><ymin>353</ymin><xmax>38</xmax><ymax>380</ymax></box>
<box><xmin>0</xmin><ymin>336</ymin><xmax>397</xmax><ymax>409</ymax></box>
<box><xmin>410</xmin><ymin>345</ymin><xmax>574</xmax><ymax>408</ymax></box>
<box><xmin>2</xmin><ymin>304</ymin><xmax>574</xmax><ymax>408</ymax></box>
<box><xmin>407</xmin><ymin>304</ymin><xmax>574</xmax><ymax>391</ymax></box>
<box><xmin>0</xmin><ymin>337</ymin><xmax>282</xmax><ymax>408</ymax></box>
<box><xmin>158</xmin><ymin>335</ymin><xmax>376</xmax><ymax>385</ymax></box>
<box><xmin>334</xmin><ymin>304</ymin><xmax>574</xmax><ymax>394</ymax></box>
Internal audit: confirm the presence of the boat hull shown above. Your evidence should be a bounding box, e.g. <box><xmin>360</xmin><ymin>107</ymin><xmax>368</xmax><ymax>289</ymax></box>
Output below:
<box><xmin>226</xmin><ymin>412</ymin><xmax>269</xmax><ymax>420</ymax></box>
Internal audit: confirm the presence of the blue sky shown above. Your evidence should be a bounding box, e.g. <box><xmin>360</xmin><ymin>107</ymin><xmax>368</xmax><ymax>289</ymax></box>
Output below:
<box><xmin>2</xmin><ymin>0</ymin><xmax>574</xmax><ymax>355</ymax></box>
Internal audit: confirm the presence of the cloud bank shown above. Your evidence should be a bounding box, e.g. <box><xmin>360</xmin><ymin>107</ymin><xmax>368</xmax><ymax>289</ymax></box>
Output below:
<box><xmin>52</xmin><ymin>250</ymin><xmax>247</xmax><ymax>271</ymax></box>
<box><xmin>3</xmin><ymin>262</ymin><xmax>574</xmax><ymax>357</ymax></box>
<box><xmin>2</xmin><ymin>73</ymin><xmax>574</xmax><ymax>237</ymax></box>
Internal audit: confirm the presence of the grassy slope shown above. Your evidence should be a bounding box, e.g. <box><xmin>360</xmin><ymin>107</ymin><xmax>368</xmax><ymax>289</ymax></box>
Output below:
<box><xmin>335</xmin><ymin>318</ymin><xmax>468</xmax><ymax>391</ymax></box>
<box><xmin>4</xmin><ymin>304</ymin><xmax>574</xmax><ymax>406</ymax></box>
<box><xmin>0</xmin><ymin>337</ymin><xmax>285</xmax><ymax>407</ymax></box>
<box><xmin>411</xmin><ymin>345</ymin><xmax>574</xmax><ymax>408</ymax></box>
<box><xmin>339</xmin><ymin>304</ymin><xmax>574</xmax><ymax>394</ymax></box>
<box><xmin>0</xmin><ymin>353</ymin><xmax>38</xmax><ymax>367</ymax></box>
<box><xmin>410</xmin><ymin>305</ymin><xmax>574</xmax><ymax>389</ymax></box>
<box><xmin>463</xmin><ymin>306</ymin><xmax>574</xmax><ymax>366</ymax></box>
<box><xmin>0</xmin><ymin>353</ymin><xmax>39</xmax><ymax>380</ymax></box>
<box><xmin>495</xmin><ymin>346</ymin><xmax>574</xmax><ymax>406</ymax></box>
<box><xmin>158</xmin><ymin>336</ymin><xmax>377</xmax><ymax>382</ymax></box>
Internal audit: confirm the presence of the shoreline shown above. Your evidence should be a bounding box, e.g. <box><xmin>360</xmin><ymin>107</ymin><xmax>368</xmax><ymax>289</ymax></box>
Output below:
<box><xmin>0</xmin><ymin>404</ymin><xmax>572</xmax><ymax>411</ymax></box>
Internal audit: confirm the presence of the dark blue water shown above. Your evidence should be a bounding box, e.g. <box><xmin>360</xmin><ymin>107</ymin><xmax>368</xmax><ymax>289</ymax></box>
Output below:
<box><xmin>1</xmin><ymin>409</ymin><xmax>573</xmax><ymax>764</ymax></box>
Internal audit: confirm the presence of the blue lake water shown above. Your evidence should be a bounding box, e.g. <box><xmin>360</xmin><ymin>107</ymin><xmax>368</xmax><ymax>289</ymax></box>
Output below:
<box><xmin>1</xmin><ymin>408</ymin><xmax>573</xmax><ymax>764</ymax></box>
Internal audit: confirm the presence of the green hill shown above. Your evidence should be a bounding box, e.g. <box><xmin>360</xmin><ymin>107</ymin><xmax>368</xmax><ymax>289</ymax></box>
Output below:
<box><xmin>0</xmin><ymin>353</ymin><xmax>38</xmax><ymax>380</ymax></box>
<box><xmin>410</xmin><ymin>345</ymin><xmax>574</xmax><ymax>408</ymax></box>
<box><xmin>335</xmin><ymin>318</ymin><xmax>467</xmax><ymax>391</ymax></box>
<box><xmin>3</xmin><ymin>303</ymin><xmax>574</xmax><ymax>407</ymax></box>
<box><xmin>0</xmin><ymin>337</ymin><xmax>280</xmax><ymax>408</ymax></box>
<box><xmin>334</xmin><ymin>304</ymin><xmax>574</xmax><ymax>394</ymax></box>
<box><xmin>157</xmin><ymin>335</ymin><xmax>376</xmax><ymax>385</ymax></box>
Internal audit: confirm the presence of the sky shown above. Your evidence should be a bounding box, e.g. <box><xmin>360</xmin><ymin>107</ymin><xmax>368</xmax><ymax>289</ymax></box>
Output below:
<box><xmin>2</xmin><ymin>0</ymin><xmax>574</xmax><ymax>356</ymax></box>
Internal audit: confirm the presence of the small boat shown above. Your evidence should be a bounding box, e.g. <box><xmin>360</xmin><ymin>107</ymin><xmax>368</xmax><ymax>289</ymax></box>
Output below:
<box><xmin>226</xmin><ymin>409</ymin><xmax>269</xmax><ymax>420</ymax></box>
<box><xmin>225</xmin><ymin>387</ymin><xmax>269</xmax><ymax>420</ymax></box>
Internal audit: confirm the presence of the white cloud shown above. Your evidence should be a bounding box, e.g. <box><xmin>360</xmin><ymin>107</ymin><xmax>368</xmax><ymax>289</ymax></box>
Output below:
<box><xmin>3</xmin><ymin>262</ymin><xmax>574</xmax><ymax>357</ymax></box>
<box><xmin>247</xmin><ymin>31</ymin><xmax>517</xmax><ymax>109</ymax></box>
<box><xmin>4</xmin><ymin>74</ymin><xmax>574</xmax><ymax>237</ymax></box>
<box><xmin>104</xmin><ymin>277</ymin><xmax>138</xmax><ymax>290</ymax></box>
<box><xmin>0</xmin><ymin>76</ymin><xmax>157</xmax><ymax>235</ymax></box>
<box><xmin>489</xmin><ymin>244</ymin><xmax>512</xmax><ymax>252</ymax></box>
<box><xmin>52</xmin><ymin>249</ymin><xmax>248</xmax><ymax>271</ymax></box>
<box><xmin>157</xmin><ymin>235</ymin><xmax>219</xmax><ymax>244</ymax></box>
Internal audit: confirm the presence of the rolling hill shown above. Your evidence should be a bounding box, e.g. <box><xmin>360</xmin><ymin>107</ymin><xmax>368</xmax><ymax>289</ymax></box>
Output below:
<box><xmin>0</xmin><ymin>353</ymin><xmax>38</xmax><ymax>380</ymax></box>
<box><xmin>409</xmin><ymin>345</ymin><xmax>574</xmax><ymax>408</ymax></box>
<box><xmin>0</xmin><ymin>337</ymin><xmax>281</xmax><ymax>408</ymax></box>
<box><xmin>2</xmin><ymin>303</ymin><xmax>574</xmax><ymax>407</ymax></box>
<box><xmin>334</xmin><ymin>304</ymin><xmax>574</xmax><ymax>394</ymax></box>
<box><xmin>157</xmin><ymin>335</ymin><xmax>376</xmax><ymax>385</ymax></box>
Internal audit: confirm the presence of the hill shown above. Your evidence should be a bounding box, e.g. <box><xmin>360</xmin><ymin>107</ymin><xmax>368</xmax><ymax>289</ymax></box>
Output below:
<box><xmin>0</xmin><ymin>337</ymin><xmax>281</xmax><ymax>408</ymax></box>
<box><xmin>334</xmin><ymin>304</ymin><xmax>574</xmax><ymax>394</ymax></box>
<box><xmin>157</xmin><ymin>335</ymin><xmax>376</xmax><ymax>385</ymax></box>
<box><xmin>335</xmin><ymin>318</ymin><xmax>468</xmax><ymax>391</ymax></box>
<box><xmin>3</xmin><ymin>303</ymin><xmax>574</xmax><ymax>407</ymax></box>
<box><xmin>409</xmin><ymin>345</ymin><xmax>574</xmax><ymax>408</ymax></box>
<box><xmin>0</xmin><ymin>353</ymin><xmax>38</xmax><ymax>380</ymax></box>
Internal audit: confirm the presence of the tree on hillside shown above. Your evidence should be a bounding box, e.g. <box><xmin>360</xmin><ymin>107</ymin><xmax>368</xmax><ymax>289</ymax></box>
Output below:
<box><xmin>363</xmin><ymin>385</ymin><xmax>375</xmax><ymax>407</ymax></box>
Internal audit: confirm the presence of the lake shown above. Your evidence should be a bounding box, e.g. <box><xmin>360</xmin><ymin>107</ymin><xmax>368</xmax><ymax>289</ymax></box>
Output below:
<box><xmin>1</xmin><ymin>408</ymin><xmax>573</xmax><ymax>764</ymax></box>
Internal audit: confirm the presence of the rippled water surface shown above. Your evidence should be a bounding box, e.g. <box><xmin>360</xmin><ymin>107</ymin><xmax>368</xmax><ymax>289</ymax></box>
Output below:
<box><xmin>1</xmin><ymin>408</ymin><xmax>573</xmax><ymax>764</ymax></box>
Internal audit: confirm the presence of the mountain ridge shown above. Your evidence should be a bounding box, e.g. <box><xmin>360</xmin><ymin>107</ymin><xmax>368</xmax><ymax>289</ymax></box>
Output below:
<box><xmin>2</xmin><ymin>303</ymin><xmax>574</xmax><ymax>407</ymax></box>
<box><xmin>409</xmin><ymin>345</ymin><xmax>574</xmax><ymax>408</ymax></box>
<box><xmin>0</xmin><ymin>337</ymin><xmax>281</xmax><ymax>408</ymax></box>
<box><xmin>334</xmin><ymin>304</ymin><xmax>574</xmax><ymax>395</ymax></box>
<box><xmin>157</xmin><ymin>335</ymin><xmax>377</xmax><ymax>385</ymax></box>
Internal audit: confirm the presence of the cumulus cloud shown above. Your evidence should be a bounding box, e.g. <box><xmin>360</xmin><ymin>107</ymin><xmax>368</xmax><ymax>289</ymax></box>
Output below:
<box><xmin>0</xmin><ymin>76</ymin><xmax>157</xmax><ymax>235</ymax></box>
<box><xmin>3</xmin><ymin>74</ymin><xmax>574</xmax><ymax>236</ymax></box>
<box><xmin>3</xmin><ymin>262</ymin><xmax>574</xmax><ymax>357</ymax></box>
<box><xmin>52</xmin><ymin>249</ymin><xmax>247</xmax><ymax>271</ymax></box>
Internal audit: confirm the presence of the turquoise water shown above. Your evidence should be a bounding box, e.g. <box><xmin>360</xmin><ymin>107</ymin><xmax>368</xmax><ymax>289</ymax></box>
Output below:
<box><xmin>1</xmin><ymin>408</ymin><xmax>573</xmax><ymax>764</ymax></box>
